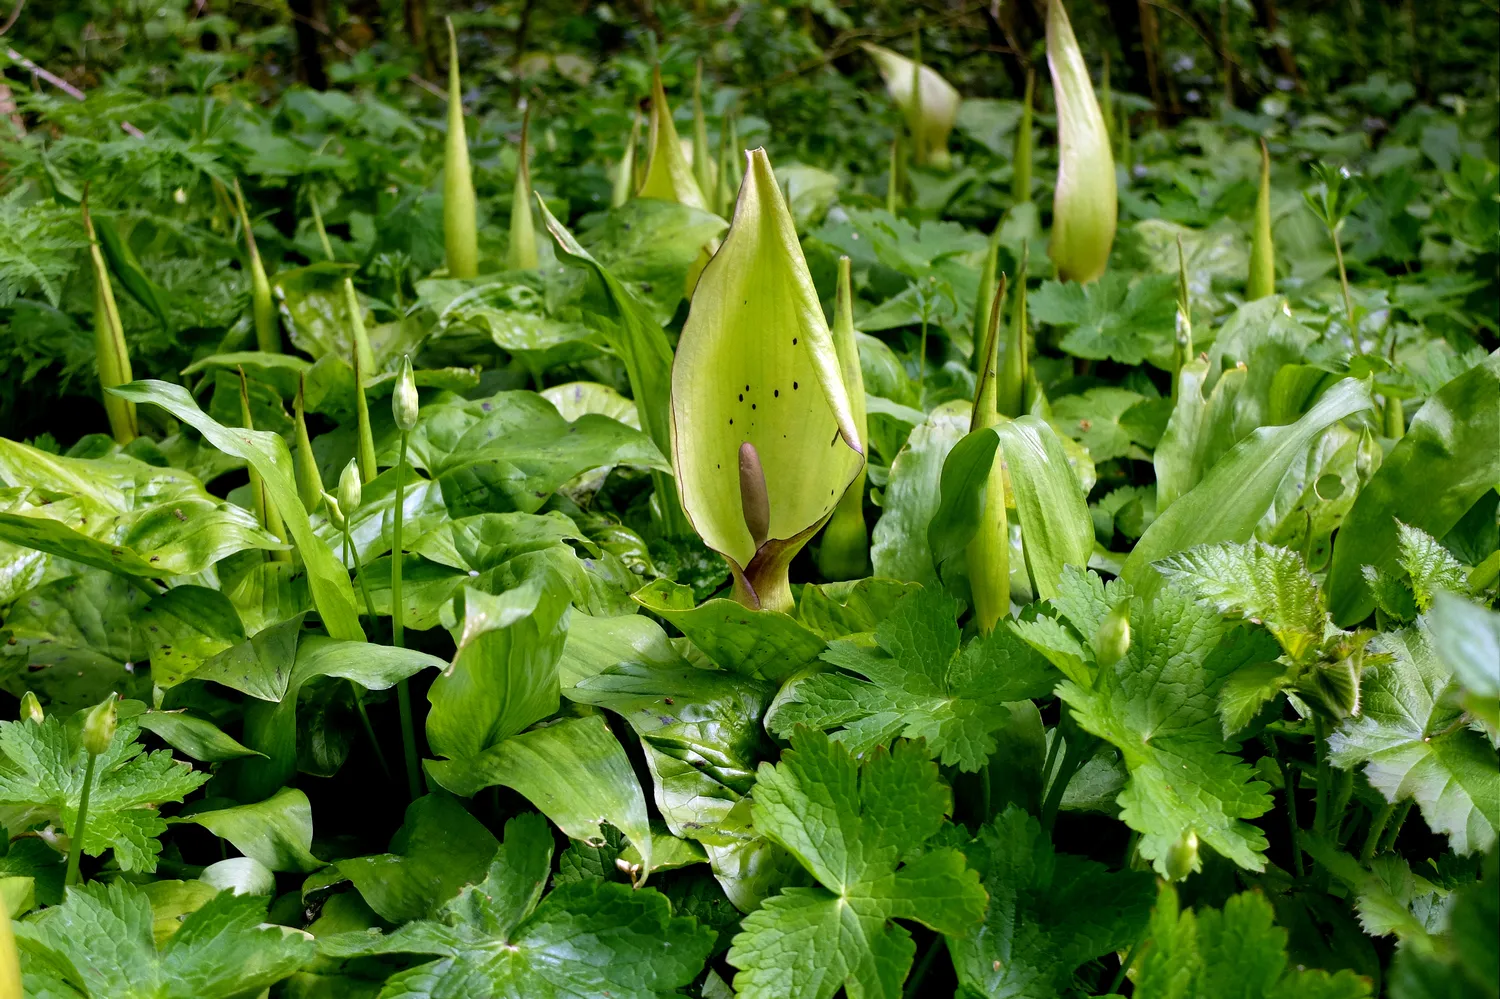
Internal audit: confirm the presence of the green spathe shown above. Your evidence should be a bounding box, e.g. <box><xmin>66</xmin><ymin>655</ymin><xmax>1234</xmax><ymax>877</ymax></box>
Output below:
<box><xmin>639</xmin><ymin>65</ymin><xmax>709</xmax><ymax>211</ymax></box>
<box><xmin>443</xmin><ymin>18</ymin><xmax>479</xmax><ymax>279</ymax></box>
<box><xmin>1046</xmin><ymin>0</ymin><xmax>1116</xmax><ymax>283</ymax></box>
<box><xmin>671</xmin><ymin>148</ymin><xmax>864</xmax><ymax>612</ymax></box>
<box><xmin>861</xmin><ymin>42</ymin><xmax>961</xmax><ymax>170</ymax></box>
<box><xmin>1248</xmin><ymin>138</ymin><xmax>1276</xmax><ymax>299</ymax></box>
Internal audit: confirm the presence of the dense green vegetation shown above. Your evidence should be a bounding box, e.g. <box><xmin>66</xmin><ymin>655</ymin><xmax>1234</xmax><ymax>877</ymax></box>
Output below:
<box><xmin>0</xmin><ymin>1</ymin><xmax>1496</xmax><ymax>996</ymax></box>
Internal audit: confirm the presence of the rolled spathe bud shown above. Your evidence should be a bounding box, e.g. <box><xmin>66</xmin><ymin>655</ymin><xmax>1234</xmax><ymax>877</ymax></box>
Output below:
<box><xmin>82</xmin><ymin>695</ymin><xmax>118</xmax><ymax>756</ymax></box>
<box><xmin>860</xmin><ymin>42</ymin><xmax>960</xmax><ymax>170</ymax></box>
<box><xmin>19</xmin><ymin>691</ymin><xmax>44</xmax><ymax>724</ymax></box>
<box><xmin>338</xmin><ymin>458</ymin><xmax>363</xmax><ymax>515</ymax></box>
<box><xmin>1046</xmin><ymin>0</ymin><xmax>1117</xmax><ymax>283</ymax></box>
<box><xmin>639</xmin><ymin>65</ymin><xmax>710</xmax><ymax>211</ymax></box>
<box><xmin>671</xmin><ymin>148</ymin><xmax>865</xmax><ymax>613</ymax></box>
<box><xmin>443</xmin><ymin>18</ymin><xmax>479</xmax><ymax>279</ymax></box>
<box><xmin>1247</xmin><ymin>138</ymin><xmax>1276</xmax><ymax>300</ymax></box>
<box><xmin>1093</xmin><ymin>600</ymin><xmax>1131</xmax><ymax>668</ymax></box>
<box><xmin>393</xmin><ymin>355</ymin><xmax>419</xmax><ymax>432</ymax></box>
<box><xmin>1163</xmin><ymin>828</ymin><xmax>1200</xmax><ymax>881</ymax></box>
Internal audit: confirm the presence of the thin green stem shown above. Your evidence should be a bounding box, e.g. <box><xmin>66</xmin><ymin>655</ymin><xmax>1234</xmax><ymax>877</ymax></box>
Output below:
<box><xmin>902</xmin><ymin>935</ymin><xmax>943</xmax><ymax>999</ymax></box>
<box><xmin>1331</xmin><ymin>228</ymin><xmax>1359</xmax><ymax>355</ymax></box>
<box><xmin>916</xmin><ymin>314</ymin><xmax>929</xmax><ymax>409</ymax></box>
<box><xmin>340</xmin><ymin>530</ymin><xmax>391</xmax><ymax>777</ymax></box>
<box><xmin>1108</xmin><ymin>928</ymin><xmax>1148</xmax><ymax>995</ymax></box>
<box><xmin>980</xmin><ymin>762</ymin><xmax>992</xmax><ymax>824</ymax></box>
<box><xmin>1268</xmin><ymin>734</ymin><xmax>1305</xmax><ymax>877</ymax></box>
<box><xmin>1380</xmin><ymin>800</ymin><xmax>1414</xmax><ymax>853</ymax></box>
<box><xmin>1041</xmin><ymin>733</ymin><xmax>1094</xmax><ymax>832</ymax></box>
<box><xmin>391</xmin><ymin>429</ymin><xmax>421</xmax><ymax>800</ymax></box>
<box><xmin>64</xmin><ymin>751</ymin><xmax>99</xmax><ymax>887</ymax></box>
<box><xmin>1360</xmin><ymin>801</ymin><xmax>1396</xmax><ymax>864</ymax></box>
<box><xmin>1313</xmin><ymin>715</ymin><xmax>1332</xmax><ymax>838</ymax></box>
<box><xmin>344</xmin><ymin>524</ymin><xmax>379</xmax><ymax>636</ymax></box>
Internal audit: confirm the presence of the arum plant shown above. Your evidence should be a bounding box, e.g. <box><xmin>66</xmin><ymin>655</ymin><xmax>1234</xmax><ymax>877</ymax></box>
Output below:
<box><xmin>967</xmin><ymin>276</ymin><xmax>1011</xmax><ymax>634</ymax></box>
<box><xmin>64</xmin><ymin>695</ymin><xmax>117</xmax><ymax>887</ymax></box>
<box><xmin>1046</xmin><ymin>0</ymin><xmax>1116</xmax><ymax>283</ymax></box>
<box><xmin>692</xmin><ymin>59</ymin><xmax>718</xmax><ymax>215</ymax></box>
<box><xmin>671</xmin><ymin>149</ymin><xmax>864</xmax><ymax>612</ymax></box>
<box><xmin>639</xmin><ymin>65</ymin><xmax>709</xmax><ymax>211</ymax></box>
<box><xmin>715</xmin><ymin>105</ymin><xmax>739</xmax><ymax>214</ymax></box>
<box><xmin>292</xmin><ymin>375</ymin><xmax>322</xmax><ymax>514</ymax></box>
<box><xmin>82</xmin><ymin>196</ymin><xmax>137</xmax><ymax>445</ymax></box>
<box><xmin>238</xmin><ymin>367</ymin><xmax>291</xmax><ymax>562</ymax></box>
<box><xmin>861</xmin><ymin>38</ymin><xmax>960</xmax><ymax>169</ymax></box>
<box><xmin>390</xmin><ymin>355</ymin><xmax>422</xmax><ymax>799</ymax></box>
<box><xmin>232</xmin><ymin>179</ymin><xmax>279</xmax><ymax>353</ymax></box>
<box><xmin>444</xmin><ymin>17</ymin><xmax>479</xmax><ymax>278</ymax></box>
<box><xmin>997</xmin><ymin>241</ymin><xmax>1031</xmax><ymax>418</ymax></box>
<box><xmin>885</xmin><ymin>134</ymin><xmax>903</xmax><ymax>213</ymax></box>
<box><xmin>816</xmin><ymin>257</ymin><xmax>870</xmax><ymax>581</ymax></box>
<box><xmin>507</xmin><ymin>104</ymin><xmax>538</xmax><ymax>271</ymax></box>
<box><xmin>1014</xmin><ymin>68</ymin><xmax>1035</xmax><ymax>203</ymax></box>
<box><xmin>310</xmin><ymin>196</ymin><xmax>379</xmax><ymax>482</ymax></box>
<box><xmin>611</xmin><ymin>110</ymin><xmax>642</xmax><ymax>208</ymax></box>
<box><xmin>1248</xmin><ymin>138</ymin><xmax>1276</xmax><ymax>300</ymax></box>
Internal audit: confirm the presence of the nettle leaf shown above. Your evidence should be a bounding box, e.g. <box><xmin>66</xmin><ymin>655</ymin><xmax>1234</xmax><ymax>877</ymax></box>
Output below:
<box><xmin>1158</xmin><ymin>541</ymin><xmax>1330</xmax><ymax>665</ymax></box>
<box><xmin>15</xmin><ymin>881</ymin><xmax>314</xmax><ymax>998</ymax></box>
<box><xmin>1328</xmin><ymin>625</ymin><xmax>1499</xmax><ymax>855</ymax></box>
<box><xmin>1132</xmin><ymin>883</ymin><xmax>1373</xmax><ymax>999</ymax></box>
<box><xmin>319</xmin><ymin>813</ymin><xmax>714</xmax><ymax>999</ymax></box>
<box><xmin>0</xmin><ymin>715</ymin><xmax>209</xmax><ymax>873</ymax></box>
<box><xmin>766</xmin><ymin>587</ymin><xmax>1057</xmax><ymax>771</ymax></box>
<box><xmin>1394</xmin><ymin>522</ymin><xmax>1469</xmax><ymax>612</ymax></box>
<box><xmin>1057</xmin><ymin>581</ymin><xmax>1280</xmax><ymax>877</ymax></box>
<box><xmin>725</xmin><ymin>729</ymin><xmax>986</xmax><ymax>999</ymax></box>
<box><xmin>949</xmin><ymin>806</ymin><xmax>1154</xmax><ymax>998</ymax></box>
<box><xmin>1029</xmin><ymin>272</ymin><xmax>1178</xmax><ymax>367</ymax></box>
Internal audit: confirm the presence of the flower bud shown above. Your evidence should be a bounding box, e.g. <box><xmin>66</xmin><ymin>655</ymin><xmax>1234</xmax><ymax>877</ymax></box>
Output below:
<box><xmin>1093</xmin><ymin>601</ymin><xmax>1131</xmax><ymax>668</ymax></box>
<box><xmin>393</xmin><ymin>355</ymin><xmax>419</xmax><ymax>432</ymax></box>
<box><xmin>82</xmin><ymin>695</ymin><xmax>118</xmax><ymax>756</ymax></box>
<box><xmin>1046</xmin><ymin>0</ymin><xmax>1117</xmax><ymax>283</ymax></box>
<box><xmin>861</xmin><ymin>42</ymin><xmax>960</xmax><ymax>170</ymax></box>
<box><xmin>338</xmin><ymin>458</ymin><xmax>363</xmax><ymax>514</ymax></box>
<box><xmin>19</xmin><ymin>691</ymin><xmax>44</xmax><ymax>725</ymax></box>
<box><xmin>1163</xmin><ymin>828</ymin><xmax>1199</xmax><ymax>881</ymax></box>
<box><xmin>322</xmin><ymin>491</ymin><xmax>346</xmax><ymax>531</ymax></box>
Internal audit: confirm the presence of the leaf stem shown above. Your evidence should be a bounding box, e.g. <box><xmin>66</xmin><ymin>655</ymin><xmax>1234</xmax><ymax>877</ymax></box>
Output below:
<box><xmin>902</xmin><ymin>935</ymin><xmax>944</xmax><ymax>999</ymax></box>
<box><xmin>1380</xmin><ymin>800</ymin><xmax>1413</xmax><ymax>853</ymax></box>
<box><xmin>1040</xmin><ymin>732</ymin><xmax>1093</xmax><ymax>832</ymax></box>
<box><xmin>341</xmin><ymin>531</ymin><xmax>391</xmax><ymax>777</ymax></box>
<box><xmin>1313</xmin><ymin>715</ymin><xmax>1332</xmax><ymax>838</ymax></box>
<box><xmin>64</xmin><ymin>751</ymin><xmax>99</xmax><ymax>887</ymax></box>
<box><xmin>1360</xmin><ymin>801</ymin><xmax>1395</xmax><ymax>864</ymax></box>
<box><xmin>391</xmin><ymin>429</ymin><xmax>421</xmax><ymax>800</ymax></box>
<box><xmin>1107</xmin><ymin>927</ymin><xmax>1148</xmax><ymax>995</ymax></box>
<box><xmin>1267</xmin><ymin>733</ymin><xmax>1304</xmax><ymax>877</ymax></box>
<box><xmin>1330</xmin><ymin>227</ymin><xmax>1359</xmax><ymax>355</ymax></box>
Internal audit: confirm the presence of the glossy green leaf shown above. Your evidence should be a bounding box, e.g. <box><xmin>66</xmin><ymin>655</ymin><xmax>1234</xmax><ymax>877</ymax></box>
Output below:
<box><xmin>174</xmin><ymin>787</ymin><xmax>321</xmax><ymax>872</ymax></box>
<box><xmin>425</xmin><ymin>575</ymin><xmax>571</xmax><ymax>760</ymax></box>
<box><xmin>1327</xmin><ymin>353</ymin><xmax>1500</xmax><ymax>625</ymax></box>
<box><xmin>110</xmin><ymin>379</ymin><xmax>364</xmax><ymax>641</ymax></box>
<box><xmin>426</xmin><ymin>713</ymin><xmax>654</xmax><ymax>877</ymax></box>
<box><xmin>1123</xmin><ymin>377</ymin><xmax>1373</xmax><ymax>588</ymax></box>
<box><xmin>135</xmin><ymin>711</ymin><xmax>263</xmax><ymax>762</ymax></box>
<box><xmin>632</xmin><ymin>578</ymin><xmax>825</xmax><ymax>682</ymax></box>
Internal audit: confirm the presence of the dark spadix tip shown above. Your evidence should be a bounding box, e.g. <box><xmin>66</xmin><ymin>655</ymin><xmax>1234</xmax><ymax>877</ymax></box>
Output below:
<box><xmin>738</xmin><ymin>441</ymin><xmax>770</xmax><ymax>549</ymax></box>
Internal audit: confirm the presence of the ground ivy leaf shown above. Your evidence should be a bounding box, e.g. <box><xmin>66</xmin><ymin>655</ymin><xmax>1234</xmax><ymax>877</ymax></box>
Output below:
<box><xmin>1057</xmin><ymin>583</ymin><xmax>1278</xmax><ymax>876</ymax></box>
<box><xmin>1328</xmin><ymin>625</ymin><xmax>1499</xmax><ymax>855</ymax></box>
<box><xmin>726</xmin><ymin>729</ymin><xmax>986</xmax><ymax>999</ymax></box>
<box><xmin>319</xmin><ymin>813</ymin><xmax>713</xmax><ymax>999</ymax></box>
<box><xmin>948</xmin><ymin>806</ymin><xmax>1154</xmax><ymax>998</ymax></box>
<box><xmin>766</xmin><ymin>587</ymin><xmax>1057</xmax><ymax>771</ymax></box>
<box><xmin>14</xmin><ymin>881</ymin><xmax>314</xmax><ymax>998</ymax></box>
<box><xmin>1132</xmin><ymin>883</ymin><xmax>1373</xmax><ymax>999</ymax></box>
<box><xmin>0</xmin><ymin>715</ymin><xmax>209</xmax><ymax>873</ymax></box>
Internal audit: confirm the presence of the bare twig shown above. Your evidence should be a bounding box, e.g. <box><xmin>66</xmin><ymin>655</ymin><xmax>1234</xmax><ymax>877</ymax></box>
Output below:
<box><xmin>0</xmin><ymin>0</ymin><xmax>24</xmax><ymax>37</ymax></box>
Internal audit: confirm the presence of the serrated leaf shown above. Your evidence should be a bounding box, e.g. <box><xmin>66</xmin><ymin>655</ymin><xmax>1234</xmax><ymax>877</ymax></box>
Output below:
<box><xmin>1158</xmin><ymin>541</ymin><xmax>1329</xmax><ymax>665</ymax></box>
<box><xmin>948</xmin><ymin>805</ymin><xmax>1154</xmax><ymax>998</ymax></box>
<box><xmin>319</xmin><ymin>813</ymin><xmax>713</xmax><ymax>999</ymax></box>
<box><xmin>725</xmin><ymin>729</ymin><xmax>986</xmax><ymax>999</ymax></box>
<box><xmin>1030</xmin><ymin>273</ymin><xmax>1177</xmax><ymax>367</ymax></box>
<box><xmin>1328</xmin><ymin>626</ymin><xmax>1499</xmax><ymax>855</ymax></box>
<box><xmin>766</xmin><ymin>587</ymin><xmax>1056</xmax><ymax>771</ymax></box>
<box><xmin>15</xmin><ymin>882</ymin><xmax>314</xmax><ymax>998</ymax></box>
<box><xmin>1057</xmin><ymin>583</ymin><xmax>1279</xmax><ymax>876</ymax></box>
<box><xmin>0</xmin><ymin>715</ymin><xmax>208</xmax><ymax>873</ymax></box>
<box><xmin>1395</xmin><ymin>522</ymin><xmax>1469</xmax><ymax>612</ymax></box>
